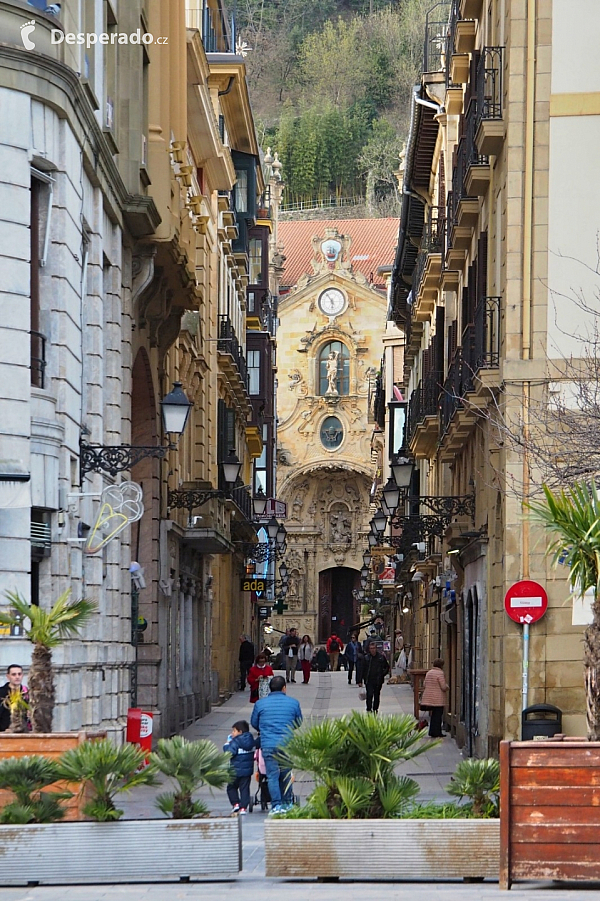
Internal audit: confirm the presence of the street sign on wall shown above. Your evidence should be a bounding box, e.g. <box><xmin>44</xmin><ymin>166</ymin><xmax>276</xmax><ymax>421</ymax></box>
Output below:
<box><xmin>504</xmin><ymin>579</ymin><xmax>548</xmax><ymax>625</ymax></box>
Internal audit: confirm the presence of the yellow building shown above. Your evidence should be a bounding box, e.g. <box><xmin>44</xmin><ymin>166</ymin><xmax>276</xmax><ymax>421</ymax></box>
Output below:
<box><xmin>274</xmin><ymin>220</ymin><xmax>397</xmax><ymax>642</ymax></box>
<box><xmin>387</xmin><ymin>0</ymin><xmax>600</xmax><ymax>754</ymax></box>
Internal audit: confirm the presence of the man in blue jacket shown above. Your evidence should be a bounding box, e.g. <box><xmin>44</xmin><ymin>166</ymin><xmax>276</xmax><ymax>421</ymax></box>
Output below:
<box><xmin>250</xmin><ymin>675</ymin><xmax>302</xmax><ymax>813</ymax></box>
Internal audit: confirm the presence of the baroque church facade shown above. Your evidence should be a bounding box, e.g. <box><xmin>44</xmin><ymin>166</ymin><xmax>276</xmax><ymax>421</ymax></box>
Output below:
<box><xmin>274</xmin><ymin>221</ymin><xmax>397</xmax><ymax>642</ymax></box>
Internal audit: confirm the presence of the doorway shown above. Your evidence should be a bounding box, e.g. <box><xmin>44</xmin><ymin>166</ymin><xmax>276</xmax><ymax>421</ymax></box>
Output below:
<box><xmin>318</xmin><ymin>567</ymin><xmax>360</xmax><ymax>642</ymax></box>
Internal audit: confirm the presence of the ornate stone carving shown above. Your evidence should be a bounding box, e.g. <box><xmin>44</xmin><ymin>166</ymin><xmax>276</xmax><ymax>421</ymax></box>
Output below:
<box><xmin>288</xmin><ymin>369</ymin><xmax>308</xmax><ymax>396</ymax></box>
<box><xmin>329</xmin><ymin>503</ymin><xmax>352</xmax><ymax>546</ymax></box>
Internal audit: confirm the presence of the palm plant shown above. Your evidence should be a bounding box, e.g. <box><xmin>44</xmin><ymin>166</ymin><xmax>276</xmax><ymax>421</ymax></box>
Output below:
<box><xmin>529</xmin><ymin>481</ymin><xmax>600</xmax><ymax>740</ymax></box>
<box><xmin>0</xmin><ymin>755</ymin><xmax>71</xmax><ymax>824</ymax></box>
<box><xmin>57</xmin><ymin>738</ymin><xmax>159</xmax><ymax>821</ymax></box>
<box><xmin>279</xmin><ymin>711</ymin><xmax>436</xmax><ymax>818</ymax></box>
<box><xmin>446</xmin><ymin>758</ymin><xmax>500</xmax><ymax>818</ymax></box>
<box><xmin>151</xmin><ymin>736</ymin><xmax>232</xmax><ymax>819</ymax></box>
<box><xmin>3</xmin><ymin>687</ymin><xmax>29</xmax><ymax>734</ymax></box>
<box><xmin>0</xmin><ymin>590</ymin><xmax>96</xmax><ymax>732</ymax></box>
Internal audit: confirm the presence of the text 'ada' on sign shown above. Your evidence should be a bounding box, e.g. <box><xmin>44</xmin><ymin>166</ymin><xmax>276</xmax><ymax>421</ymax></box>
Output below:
<box><xmin>504</xmin><ymin>579</ymin><xmax>548</xmax><ymax>625</ymax></box>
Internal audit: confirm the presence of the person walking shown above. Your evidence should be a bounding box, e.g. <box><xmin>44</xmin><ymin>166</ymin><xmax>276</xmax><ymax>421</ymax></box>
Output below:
<box><xmin>326</xmin><ymin>633</ymin><xmax>343</xmax><ymax>672</ymax></box>
<box><xmin>362</xmin><ymin>641</ymin><xmax>389</xmax><ymax>713</ymax></box>
<box><xmin>223</xmin><ymin>719</ymin><xmax>255</xmax><ymax>814</ymax></box>
<box><xmin>420</xmin><ymin>658</ymin><xmax>449</xmax><ymax>738</ymax></box>
<box><xmin>315</xmin><ymin>645</ymin><xmax>329</xmax><ymax>672</ymax></box>
<box><xmin>247</xmin><ymin>653</ymin><xmax>274</xmax><ymax>704</ymax></box>
<box><xmin>282</xmin><ymin>627</ymin><xmax>300</xmax><ymax>683</ymax></box>
<box><xmin>344</xmin><ymin>633</ymin><xmax>363</xmax><ymax>685</ymax></box>
<box><xmin>250</xmin><ymin>675</ymin><xmax>303</xmax><ymax>814</ymax></box>
<box><xmin>298</xmin><ymin>635</ymin><xmax>314</xmax><ymax>684</ymax></box>
<box><xmin>238</xmin><ymin>634</ymin><xmax>255</xmax><ymax>691</ymax></box>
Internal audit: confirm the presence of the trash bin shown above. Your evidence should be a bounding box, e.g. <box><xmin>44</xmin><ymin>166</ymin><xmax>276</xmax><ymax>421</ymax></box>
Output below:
<box><xmin>521</xmin><ymin>703</ymin><xmax>562</xmax><ymax>740</ymax></box>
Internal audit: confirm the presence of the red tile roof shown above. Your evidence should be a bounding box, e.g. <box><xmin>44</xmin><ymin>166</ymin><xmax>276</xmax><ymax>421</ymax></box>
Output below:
<box><xmin>278</xmin><ymin>218</ymin><xmax>398</xmax><ymax>290</ymax></box>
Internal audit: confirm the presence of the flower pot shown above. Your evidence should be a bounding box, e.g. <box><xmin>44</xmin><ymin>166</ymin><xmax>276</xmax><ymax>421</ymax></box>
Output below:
<box><xmin>500</xmin><ymin>738</ymin><xmax>600</xmax><ymax>889</ymax></box>
<box><xmin>0</xmin><ymin>818</ymin><xmax>241</xmax><ymax>885</ymax></box>
<box><xmin>265</xmin><ymin>818</ymin><xmax>499</xmax><ymax>880</ymax></box>
<box><xmin>0</xmin><ymin>730</ymin><xmax>105</xmax><ymax>820</ymax></box>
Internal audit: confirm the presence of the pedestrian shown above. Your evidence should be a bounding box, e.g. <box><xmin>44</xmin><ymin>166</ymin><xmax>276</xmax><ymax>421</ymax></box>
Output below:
<box><xmin>345</xmin><ymin>632</ymin><xmax>363</xmax><ymax>685</ymax></box>
<box><xmin>315</xmin><ymin>645</ymin><xmax>329</xmax><ymax>672</ymax></box>
<box><xmin>278</xmin><ymin>628</ymin><xmax>290</xmax><ymax>667</ymax></box>
<box><xmin>281</xmin><ymin>627</ymin><xmax>300</xmax><ymax>683</ymax></box>
<box><xmin>238</xmin><ymin>634</ymin><xmax>255</xmax><ymax>691</ymax></box>
<box><xmin>298</xmin><ymin>634</ymin><xmax>314</xmax><ymax>684</ymax></box>
<box><xmin>394</xmin><ymin>630</ymin><xmax>404</xmax><ymax>660</ymax></box>
<box><xmin>420</xmin><ymin>658</ymin><xmax>449</xmax><ymax>738</ymax></box>
<box><xmin>326</xmin><ymin>632</ymin><xmax>343</xmax><ymax>671</ymax></box>
<box><xmin>250</xmin><ymin>675</ymin><xmax>303</xmax><ymax>814</ymax></box>
<box><xmin>247</xmin><ymin>652</ymin><xmax>274</xmax><ymax>704</ymax></box>
<box><xmin>0</xmin><ymin>664</ymin><xmax>29</xmax><ymax>732</ymax></box>
<box><xmin>223</xmin><ymin>719</ymin><xmax>255</xmax><ymax>814</ymax></box>
<box><xmin>362</xmin><ymin>640</ymin><xmax>389</xmax><ymax>713</ymax></box>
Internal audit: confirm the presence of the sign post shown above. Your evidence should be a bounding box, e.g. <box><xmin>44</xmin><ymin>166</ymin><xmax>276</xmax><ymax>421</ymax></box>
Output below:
<box><xmin>504</xmin><ymin>579</ymin><xmax>548</xmax><ymax>715</ymax></box>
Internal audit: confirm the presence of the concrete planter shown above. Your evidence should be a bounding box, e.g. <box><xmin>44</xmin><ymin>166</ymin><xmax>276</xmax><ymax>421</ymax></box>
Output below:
<box><xmin>265</xmin><ymin>818</ymin><xmax>500</xmax><ymax>880</ymax></box>
<box><xmin>0</xmin><ymin>818</ymin><xmax>241</xmax><ymax>885</ymax></box>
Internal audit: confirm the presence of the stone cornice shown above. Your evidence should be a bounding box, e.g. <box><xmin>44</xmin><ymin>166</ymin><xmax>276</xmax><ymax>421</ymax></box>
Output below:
<box><xmin>0</xmin><ymin>45</ymin><xmax>160</xmax><ymax>236</ymax></box>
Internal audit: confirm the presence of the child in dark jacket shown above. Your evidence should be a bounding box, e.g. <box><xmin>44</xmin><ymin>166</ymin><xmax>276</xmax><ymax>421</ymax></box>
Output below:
<box><xmin>223</xmin><ymin>719</ymin><xmax>255</xmax><ymax>814</ymax></box>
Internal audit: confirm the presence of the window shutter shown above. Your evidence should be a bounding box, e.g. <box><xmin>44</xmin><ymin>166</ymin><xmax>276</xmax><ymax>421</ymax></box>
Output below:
<box><xmin>477</xmin><ymin>231</ymin><xmax>488</xmax><ymax>303</ymax></box>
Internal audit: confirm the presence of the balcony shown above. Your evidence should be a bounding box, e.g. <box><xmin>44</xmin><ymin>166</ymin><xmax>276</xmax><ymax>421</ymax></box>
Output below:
<box><xmin>185</xmin><ymin>2</ymin><xmax>233</xmax><ymax>54</ymax></box>
<box><xmin>464</xmin><ymin>102</ymin><xmax>491</xmax><ymax>196</ymax></box>
<box><xmin>408</xmin><ymin>373</ymin><xmax>441</xmax><ymax>458</ymax></box>
<box><xmin>218</xmin><ymin>315</ymin><xmax>249</xmax><ymax>405</ymax></box>
<box><xmin>446</xmin><ymin>0</ymin><xmax>470</xmax><ymax>87</ymax></box>
<box><xmin>475</xmin><ymin>47</ymin><xmax>505</xmax><ymax>156</ymax></box>
<box><xmin>439</xmin><ymin>297</ymin><xmax>501</xmax><ymax>455</ymax></box>
<box><xmin>459</xmin><ymin>0</ymin><xmax>483</xmax><ymax>17</ymax></box>
<box><xmin>446</xmin><ymin>127</ymin><xmax>481</xmax><ymax>267</ymax></box>
<box><xmin>412</xmin><ymin>206</ymin><xmax>445</xmax><ymax>320</ymax></box>
<box><xmin>423</xmin><ymin>2</ymin><xmax>451</xmax><ymax>74</ymax></box>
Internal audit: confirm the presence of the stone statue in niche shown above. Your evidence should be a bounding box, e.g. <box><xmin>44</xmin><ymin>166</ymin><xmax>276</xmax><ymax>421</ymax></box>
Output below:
<box><xmin>325</xmin><ymin>351</ymin><xmax>340</xmax><ymax>395</ymax></box>
<box><xmin>290</xmin><ymin>482</ymin><xmax>309</xmax><ymax>521</ymax></box>
<box><xmin>329</xmin><ymin>506</ymin><xmax>352</xmax><ymax>545</ymax></box>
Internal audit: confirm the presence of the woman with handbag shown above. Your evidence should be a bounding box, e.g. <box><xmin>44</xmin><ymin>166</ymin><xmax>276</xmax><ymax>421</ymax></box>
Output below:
<box><xmin>298</xmin><ymin>634</ymin><xmax>314</xmax><ymax>684</ymax></box>
<box><xmin>420</xmin><ymin>658</ymin><xmax>449</xmax><ymax>738</ymax></box>
<box><xmin>247</xmin><ymin>653</ymin><xmax>274</xmax><ymax>704</ymax></box>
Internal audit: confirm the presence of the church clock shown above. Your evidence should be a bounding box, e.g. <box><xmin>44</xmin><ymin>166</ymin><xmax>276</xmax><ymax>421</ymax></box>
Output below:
<box><xmin>318</xmin><ymin>288</ymin><xmax>345</xmax><ymax>317</ymax></box>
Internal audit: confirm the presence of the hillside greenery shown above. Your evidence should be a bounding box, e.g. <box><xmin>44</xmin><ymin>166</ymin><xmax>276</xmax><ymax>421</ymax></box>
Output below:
<box><xmin>238</xmin><ymin>0</ymin><xmax>437</xmax><ymax>211</ymax></box>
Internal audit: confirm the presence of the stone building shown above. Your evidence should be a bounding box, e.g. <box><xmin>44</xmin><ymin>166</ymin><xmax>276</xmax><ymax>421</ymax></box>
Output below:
<box><xmin>0</xmin><ymin>0</ymin><xmax>275</xmax><ymax>736</ymax></box>
<box><xmin>385</xmin><ymin>0</ymin><xmax>600</xmax><ymax>753</ymax></box>
<box><xmin>274</xmin><ymin>220</ymin><xmax>397</xmax><ymax>642</ymax></box>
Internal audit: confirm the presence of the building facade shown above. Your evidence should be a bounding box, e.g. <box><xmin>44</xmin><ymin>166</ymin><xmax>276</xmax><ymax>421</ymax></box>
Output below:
<box><xmin>386</xmin><ymin>0</ymin><xmax>600</xmax><ymax>754</ymax></box>
<box><xmin>274</xmin><ymin>220</ymin><xmax>397</xmax><ymax>642</ymax></box>
<box><xmin>0</xmin><ymin>0</ymin><xmax>275</xmax><ymax>736</ymax></box>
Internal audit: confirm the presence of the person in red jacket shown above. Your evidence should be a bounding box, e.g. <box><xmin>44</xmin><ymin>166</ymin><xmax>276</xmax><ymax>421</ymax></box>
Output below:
<box><xmin>247</xmin><ymin>653</ymin><xmax>274</xmax><ymax>703</ymax></box>
<box><xmin>326</xmin><ymin>633</ymin><xmax>343</xmax><ymax>672</ymax></box>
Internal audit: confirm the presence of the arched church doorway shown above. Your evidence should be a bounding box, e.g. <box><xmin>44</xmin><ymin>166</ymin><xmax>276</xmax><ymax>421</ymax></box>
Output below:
<box><xmin>318</xmin><ymin>567</ymin><xmax>360</xmax><ymax>642</ymax></box>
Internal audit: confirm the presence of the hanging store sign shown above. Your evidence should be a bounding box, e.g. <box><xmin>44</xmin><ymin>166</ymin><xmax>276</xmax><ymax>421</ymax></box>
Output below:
<box><xmin>241</xmin><ymin>577</ymin><xmax>267</xmax><ymax>592</ymax></box>
<box><xmin>85</xmin><ymin>481</ymin><xmax>144</xmax><ymax>554</ymax></box>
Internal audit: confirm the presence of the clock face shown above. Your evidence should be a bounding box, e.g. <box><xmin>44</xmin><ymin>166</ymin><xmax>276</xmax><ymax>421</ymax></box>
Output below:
<box><xmin>318</xmin><ymin>288</ymin><xmax>345</xmax><ymax>316</ymax></box>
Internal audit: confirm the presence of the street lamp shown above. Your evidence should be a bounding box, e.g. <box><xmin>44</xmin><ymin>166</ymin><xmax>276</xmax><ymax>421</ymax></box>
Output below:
<box><xmin>160</xmin><ymin>381</ymin><xmax>193</xmax><ymax>437</ymax></box>
<box><xmin>360</xmin><ymin>565</ymin><xmax>369</xmax><ymax>579</ymax></box>
<box><xmin>267</xmin><ymin>516</ymin><xmax>280</xmax><ymax>540</ymax></box>
<box><xmin>276</xmin><ymin>523</ymin><xmax>287</xmax><ymax>547</ymax></box>
<box><xmin>81</xmin><ymin>381</ymin><xmax>193</xmax><ymax>476</ymax></box>
<box><xmin>252</xmin><ymin>485</ymin><xmax>267</xmax><ymax>518</ymax></box>
<box><xmin>362</xmin><ymin>550</ymin><xmax>371</xmax><ymax>567</ymax></box>
<box><xmin>368</xmin><ymin>533</ymin><xmax>378</xmax><ymax>548</ymax></box>
<box><xmin>373</xmin><ymin>508</ymin><xmax>387</xmax><ymax>534</ymax></box>
<box><xmin>382</xmin><ymin>476</ymin><xmax>401</xmax><ymax>515</ymax></box>
<box><xmin>391</xmin><ymin>454</ymin><xmax>414</xmax><ymax>491</ymax></box>
<box><xmin>221</xmin><ymin>449</ymin><xmax>242</xmax><ymax>487</ymax></box>
<box><xmin>279</xmin><ymin>562</ymin><xmax>288</xmax><ymax>579</ymax></box>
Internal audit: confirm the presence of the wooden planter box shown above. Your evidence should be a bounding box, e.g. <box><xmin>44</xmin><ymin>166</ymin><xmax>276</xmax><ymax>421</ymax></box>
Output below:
<box><xmin>0</xmin><ymin>731</ymin><xmax>105</xmax><ymax>821</ymax></box>
<box><xmin>500</xmin><ymin>738</ymin><xmax>600</xmax><ymax>889</ymax></box>
<box><xmin>0</xmin><ymin>818</ymin><xmax>241</xmax><ymax>885</ymax></box>
<box><xmin>265</xmin><ymin>819</ymin><xmax>500</xmax><ymax>880</ymax></box>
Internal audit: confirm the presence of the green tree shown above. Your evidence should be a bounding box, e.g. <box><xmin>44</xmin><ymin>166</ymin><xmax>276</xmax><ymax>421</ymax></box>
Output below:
<box><xmin>0</xmin><ymin>590</ymin><xmax>96</xmax><ymax>733</ymax></box>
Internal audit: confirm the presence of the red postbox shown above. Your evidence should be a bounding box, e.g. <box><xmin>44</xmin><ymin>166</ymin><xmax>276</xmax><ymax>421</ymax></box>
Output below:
<box><xmin>126</xmin><ymin>707</ymin><xmax>153</xmax><ymax>763</ymax></box>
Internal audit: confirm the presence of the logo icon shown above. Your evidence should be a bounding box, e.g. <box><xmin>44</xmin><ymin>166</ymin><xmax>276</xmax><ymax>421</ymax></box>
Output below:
<box><xmin>21</xmin><ymin>19</ymin><xmax>36</xmax><ymax>50</ymax></box>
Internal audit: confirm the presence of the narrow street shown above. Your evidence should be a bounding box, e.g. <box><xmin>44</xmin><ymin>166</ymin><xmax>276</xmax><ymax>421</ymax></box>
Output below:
<box><xmin>0</xmin><ymin>676</ymin><xmax>597</xmax><ymax>899</ymax></box>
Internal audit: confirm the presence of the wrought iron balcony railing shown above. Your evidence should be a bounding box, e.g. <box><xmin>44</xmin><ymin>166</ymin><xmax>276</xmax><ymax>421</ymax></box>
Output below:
<box><xmin>445</xmin><ymin>0</ymin><xmax>462</xmax><ymax>89</ymax></box>
<box><xmin>423</xmin><ymin>1</ymin><xmax>451</xmax><ymax>73</ymax></box>
<box><xmin>476</xmin><ymin>47</ymin><xmax>504</xmax><ymax>122</ymax></box>
<box><xmin>473</xmin><ymin>295</ymin><xmax>501</xmax><ymax>370</ymax></box>
<box><xmin>407</xmin><ymin>372</ymin><xmax>442</xmax><ymax>444</ymax></box>
<box><xmin>231</xmin><ymin>485</ymin><xmax>253</xmax><ymax>522</ymax></box>
<box><xmin>218</xmin><ymin>315</ymin><xmax>248</xmax><ymax>388</ymax></box>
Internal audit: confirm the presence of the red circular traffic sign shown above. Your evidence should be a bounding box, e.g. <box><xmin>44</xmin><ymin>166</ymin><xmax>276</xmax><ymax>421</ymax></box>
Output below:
<box><xmin>504</xmin><ymin>579</ymin><xmax>548</xmax><ymax>624</ymax></box>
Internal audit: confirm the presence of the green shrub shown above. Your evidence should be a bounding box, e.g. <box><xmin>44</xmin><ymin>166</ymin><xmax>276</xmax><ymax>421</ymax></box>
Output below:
<box><xmin>279</xmin><ymin>711</ymin><xmax>436</xmax><ymax>819</ymax></box>
<box><xmin>446</xmin><ymin>758</ymin><xmax>500</xmax><ymax>818</ymax></box>
<box><xmin>0</xmin><ymin>756</ymin><xmax>71</xmax><ymax>824</ymax></box>
<box><xmin>58</xmin><ymin>739</ymin><xmax>158</xmax><ymax>821</ymax></box>
<box><xmin>151</xmin><ymin>736</ymin><xmax>232</xmax><ymax>819</ymax></box>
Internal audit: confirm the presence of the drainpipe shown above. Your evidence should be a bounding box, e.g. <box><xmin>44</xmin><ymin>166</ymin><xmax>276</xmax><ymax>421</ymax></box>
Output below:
<box><xmin>521</xmin><ymin>0</ymin><xmax>536</xmax><ymax>581</ymax></box>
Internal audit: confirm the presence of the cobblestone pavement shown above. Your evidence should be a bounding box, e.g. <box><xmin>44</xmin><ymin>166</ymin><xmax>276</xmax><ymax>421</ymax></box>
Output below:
<box><xmin>1</xmin><ymin>672</ymin><xmax>597</xmax><ymax>899</ymax></box>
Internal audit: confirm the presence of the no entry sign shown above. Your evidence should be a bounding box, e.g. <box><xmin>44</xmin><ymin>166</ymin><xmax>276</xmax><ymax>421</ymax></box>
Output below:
<box><xmin>504</xmin><ymin>579</ymin><xmax>548</xmax><ymax>625</ymax></box>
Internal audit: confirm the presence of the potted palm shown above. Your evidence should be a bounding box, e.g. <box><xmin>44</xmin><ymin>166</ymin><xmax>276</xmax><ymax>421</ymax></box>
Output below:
<box><xmin>264</xmin><ymin>711</ymin><xmax>500</xmax><ymax>880</ymax></box>
<box><xmin>499</xmin><ymin>481</ymin><xmax>600</xmax><ymax>889</ymax></box>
